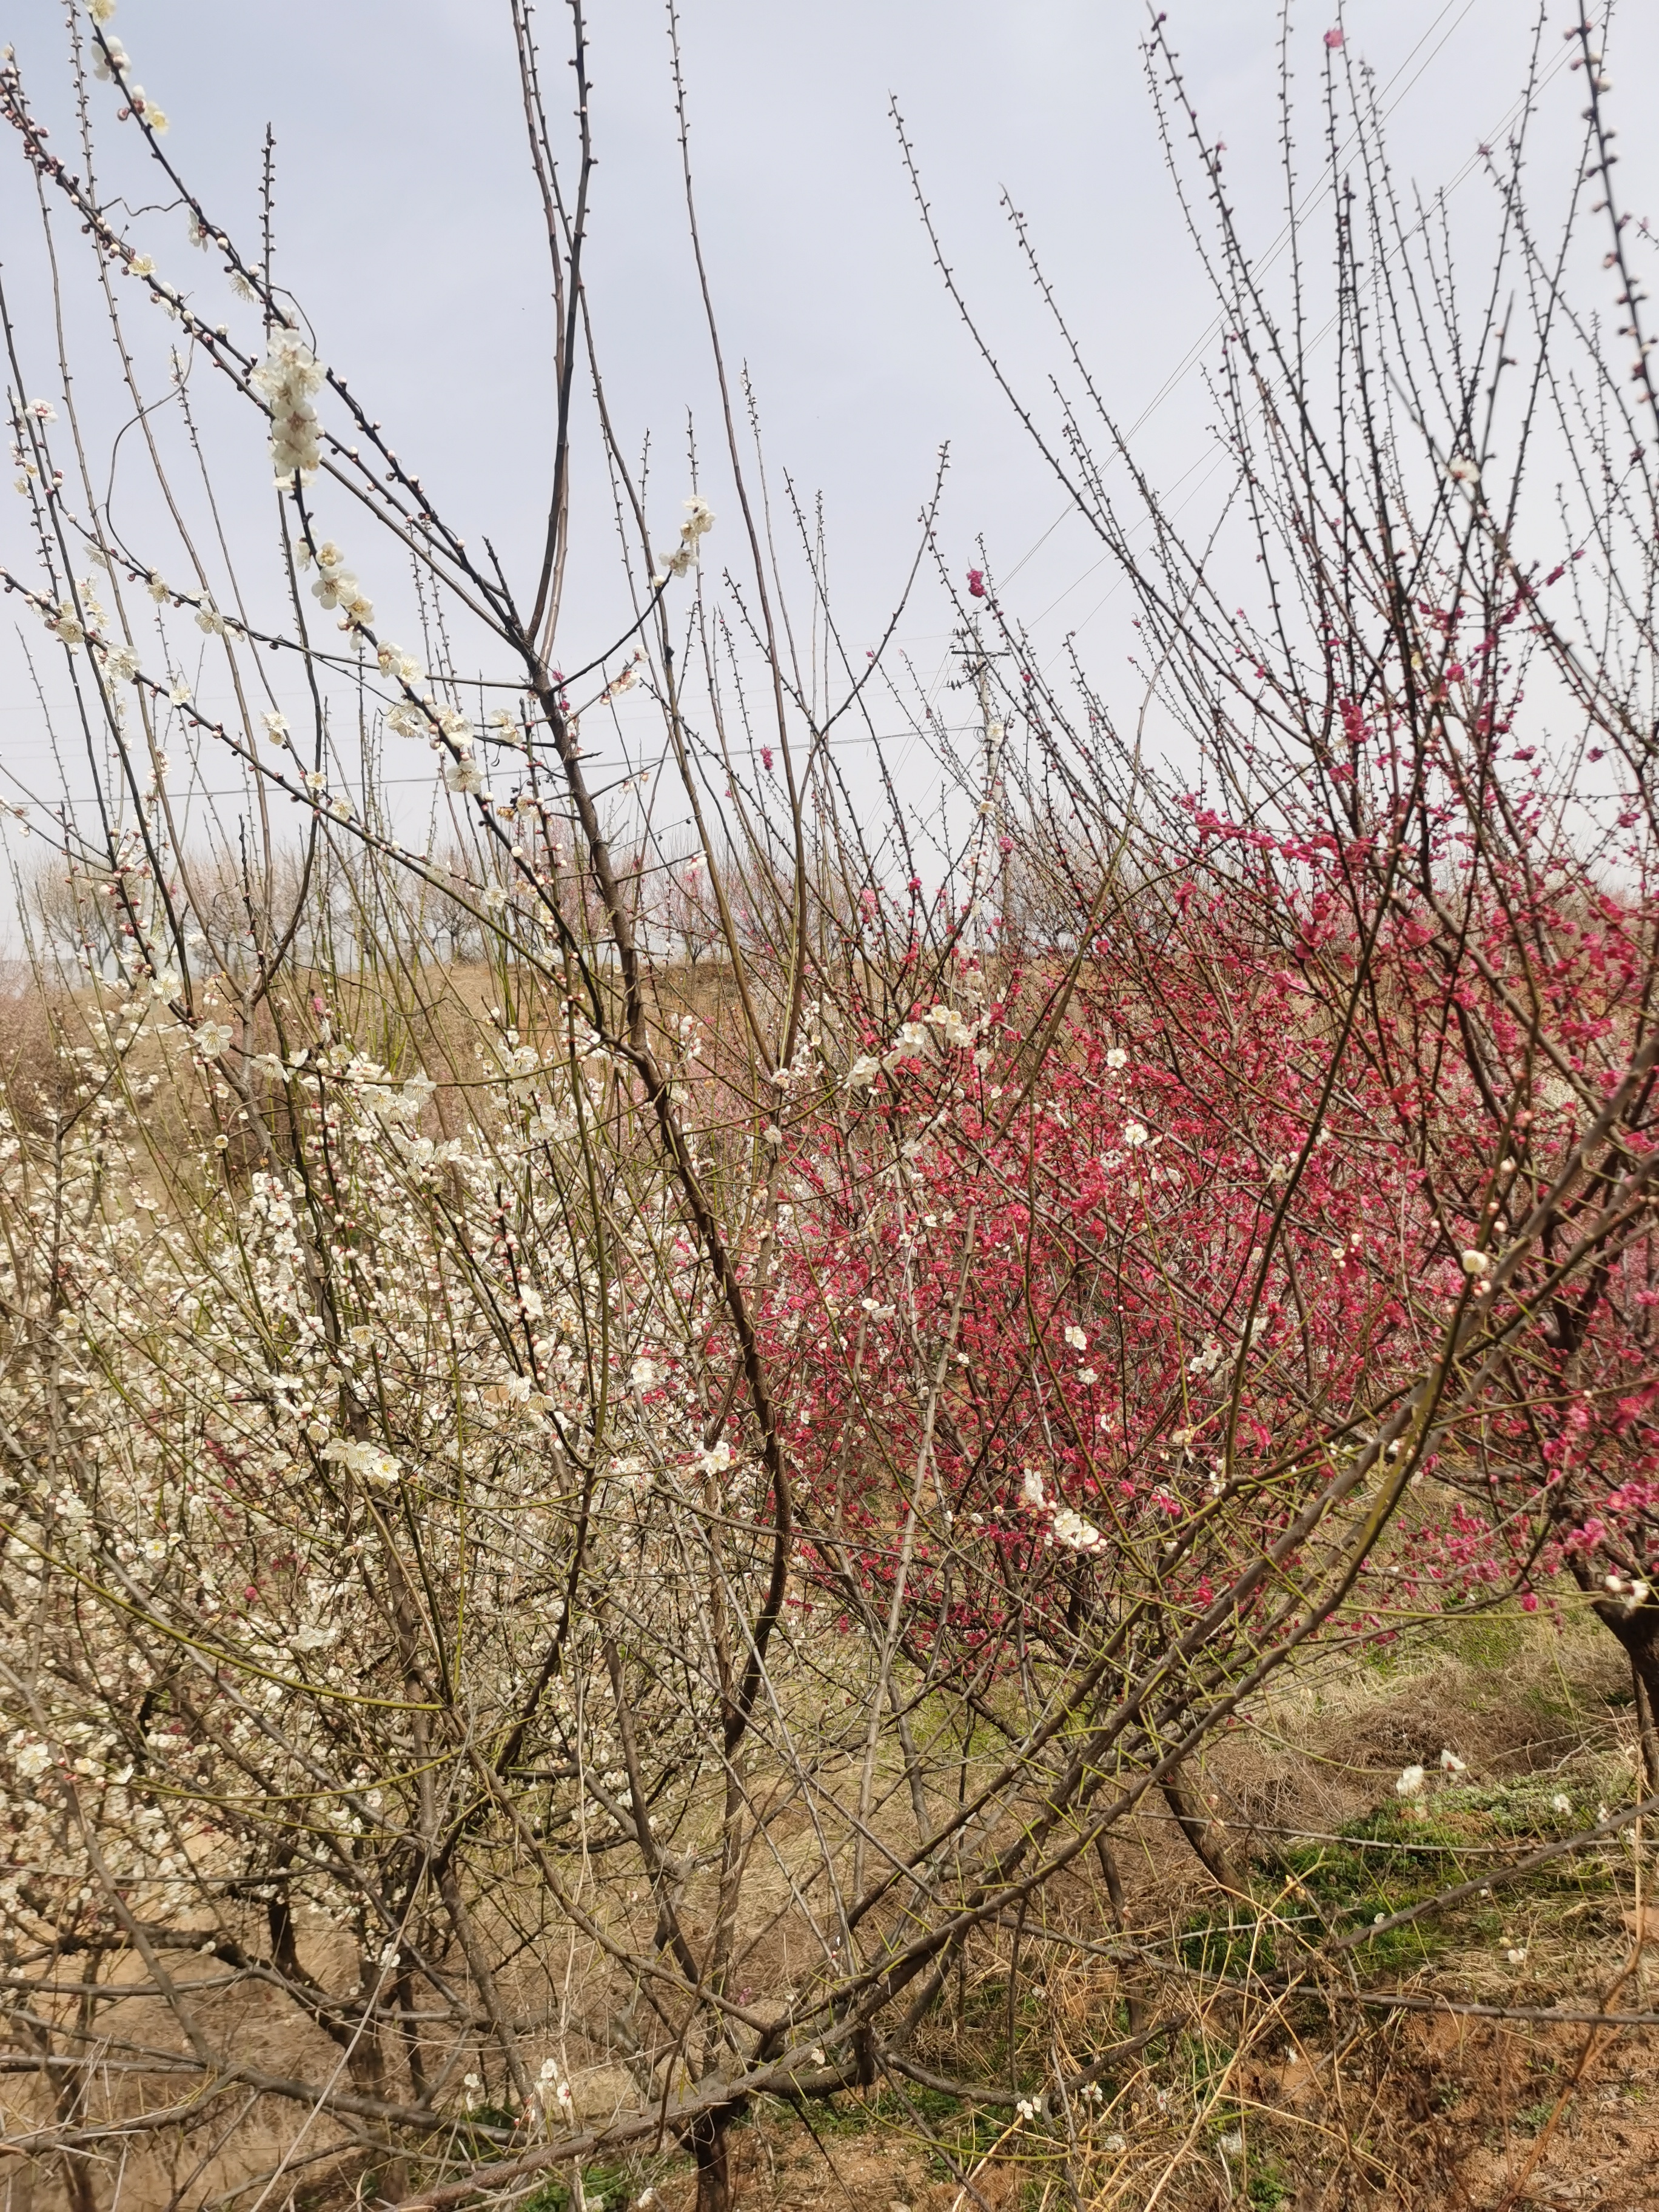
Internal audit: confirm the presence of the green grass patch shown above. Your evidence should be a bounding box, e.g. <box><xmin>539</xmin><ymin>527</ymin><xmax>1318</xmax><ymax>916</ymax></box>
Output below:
<box><xmin>1260</xmin><ymin>1780</ymin><xmax>1614</xmax><ymax>1970</ymax></box>
<box><xmin>1244</xmin><ymin>2156</ymin><xmax>1293</xmax><ymax>2210</ymax></box>
<box><xmin>522</xmin><ymin>2162</ymin><xmax>649</xmax><ymax>2212</ymax></box>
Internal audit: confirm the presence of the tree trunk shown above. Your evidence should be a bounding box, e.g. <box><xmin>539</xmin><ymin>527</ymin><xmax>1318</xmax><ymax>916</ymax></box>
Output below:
<box><xmin>1161</xmin><ymin>1766</ymin><xmax>1245</xmax><ymax>1894</ymax></box>
<box><xmin>1095</xmin><ymin>1835</ymin><xmax>1147</xmax><ymax>2035</ymax></box>
<box><xmin>1589</xmin><ymin>1591</ymin><xmax>1659</xmax><ymax>1794</ymax></box>
<box><xmin>1628</xmin><ymin>1635</ymin><xmax>1659</xmax><ymax>1795</ymax></box>
<box><xmin>692</xmin><ymin>2108</ymin><xmax>731</xmax><ymax>2212</ymax></box>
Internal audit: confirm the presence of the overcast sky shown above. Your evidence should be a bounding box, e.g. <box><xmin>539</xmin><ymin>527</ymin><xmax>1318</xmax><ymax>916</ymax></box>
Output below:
<box><xmin>2</xmin><ymin>0</ymin><xmax>1655</xmax><ymax>837</ymax></box>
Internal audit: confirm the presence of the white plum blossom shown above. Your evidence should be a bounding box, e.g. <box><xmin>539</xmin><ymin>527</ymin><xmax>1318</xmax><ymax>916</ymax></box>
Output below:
<box><xmin>1051</xmin><ymin>1506</ymin><xmax>1104</xmax><ymax>1553</ymax></box>
<box><xmin>1122</xmin><ymin>1120</ymin><xmax>1148</xmax><ymax>1148</ymax></box>
<box><xmin>445</xmin><ymin>755</ymin><xmax>485</xmax><ymax>796</ymax></box>
<box><xmin>252</xmin><ymin>327</ymin><xmax>326</xmax><ymax>485</ymax></box>
<box><xmin>307</xmin><ymin>541</ymin><xmax>372</xmax><ymax>626</ymax></box>
<box><xmin>323</xmin><ymin>1440</ymin><xmax>401</xmax><ymax>1486</ymax></box>
<box><xmin>1064</xmin><ymin>1325</ymin><xmax>1087</xmax><ymax>1352</ymax></box>
<box><xmin>883</xmin><ymin>1020</ymin><xmax>931</xmax><ymax>1070</ymax></box>
<box><xmin>652</xmin><ymin>494</ymin><xmax>716</xmax><ymax>585</ymax></box>
<box><xmin>10</xmin><ymin>1732</ymin><xmax>51</xmax><ymax>1779</ymax></box>
<box><xmin>1187</xmin><ymin>1335</ymin><xmax>1225</xmax><ymax>1380</ymax></box>
<box><xmin>922</xmin><ymin>1003</ymin><xmax>976</xmax><ymax>1050</ymax></box>
<box><xmin>598</xmin><ymin>651</ymin><xmax>645</xmax><ymax>702</ymax></box>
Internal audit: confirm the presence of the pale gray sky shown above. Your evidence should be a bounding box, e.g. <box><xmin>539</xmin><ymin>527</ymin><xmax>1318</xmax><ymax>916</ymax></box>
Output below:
<box><xmin>2</xmin><ymin>0</ymin><xmax>1655</xmax><ymax>835</ymax></box>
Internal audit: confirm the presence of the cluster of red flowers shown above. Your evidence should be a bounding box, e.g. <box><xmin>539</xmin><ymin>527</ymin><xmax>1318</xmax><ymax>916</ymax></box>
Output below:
<box><xmin>752</xmin><ymin>776</ymin><xmax>1659</xmax><ymax>1691</ymax></box>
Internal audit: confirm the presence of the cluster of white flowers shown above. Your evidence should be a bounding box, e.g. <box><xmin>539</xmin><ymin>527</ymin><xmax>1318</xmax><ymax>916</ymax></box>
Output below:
<box><xmin>1604</xmin><ymin>1570</ymin><xmax>1651</xmax><ymax>1610</ymax></box>
<box><xmin>652</xmin><ymin>494</ymin><xmax>715</xmax><ymax>585</ymax></box>
<box><xmin>847</xmin><ymin>1005</ymin><xmax>978</xmax><ymax>1090</ymax></box>
<box><xmin>885</xmin><ymin>1020</ymin><xmax>930</xmax><ymax>1064</ymax></box>
<box><xmin>300</xmin><ymin>538</ymin><xmax>372</xmax><ymax>627</ymax></box>
<box><xmin>922</xmin><ymin>1002</ymin><xmax>977</xmax><ymax>1050</ymax></box>
<box><xmin>1395</xmin><ymin>1747</ymin><xmax>1466</xmax><ymax>1801</ymax></box>
<box><xmin>1019</xmin><ymin>1467</ymin><xmax>1104</xmax><ymax>1553</ymax></box>
<box><xmin>86</xmin><ymin>16</ymin><xmax>169</xmax><ymax>130</ymax></box>
<box><xmin>1051</xmin><ymin>1505</ymin><xmax>1105</xmax><ymax>1552</ymax></box>
<box><xmin>1187</xmin><ymin>1335</ymin><xmax>1226</xmax><ymax>1381</ymax></box>
<box><xmin>598</xmin><ymin>650</ymin><xmax>646</xmax><ymax>703</ymax></box>
<box><xmin>252</xmin><ymin>328</ymin><xmax>326</xmax><ymax>485</ymax></box>
<box><xmin>0</xmin><ymin>1013</ymin><xmax>738</xmax><ymax>2046</ymax></box>
<box><xmin>377</xmin><ymin>639</ymin><xmax>424</xmax><ymax>685</ymax></box>
<box><xmin>321</xmin><ymin>1438</ymin><xmax>401</xmax><ymax>1485</ymax></box>
<box><xmin>89</xmin><ymin>32</ymin><xmax>127</xmax><ymax>82</ymax></box>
